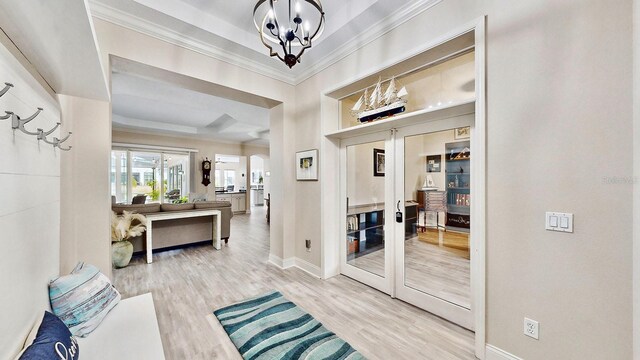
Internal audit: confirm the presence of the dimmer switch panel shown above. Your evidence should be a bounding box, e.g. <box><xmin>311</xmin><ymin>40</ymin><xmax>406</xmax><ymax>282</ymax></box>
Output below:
<box><xmin>545</xmin><ymin>212</ymin><xmax>573</xmax><ymax>233</ymax></box>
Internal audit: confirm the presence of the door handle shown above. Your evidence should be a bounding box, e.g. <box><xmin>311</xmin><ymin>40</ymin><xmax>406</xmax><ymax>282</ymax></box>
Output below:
<box><xmin>396</xmin><ymin>200</ymin><xmax>401</xmax><ymax>212</ymax></box>
<box><xmin>396</xmin><ymin>201</ymin><xmax>403</xmax><ymax>223</ymax></box>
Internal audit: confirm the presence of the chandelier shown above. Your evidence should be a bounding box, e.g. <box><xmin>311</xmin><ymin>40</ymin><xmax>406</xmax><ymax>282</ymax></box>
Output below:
<box><xmin>253</xmin><ymin>0</ymin><xmax>325</xmax><ymax>68</ymax></box>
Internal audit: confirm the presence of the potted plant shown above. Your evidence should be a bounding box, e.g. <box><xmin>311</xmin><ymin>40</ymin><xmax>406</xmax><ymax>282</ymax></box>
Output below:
<box><xmin>111</xmin><ymin>211</ymin><xmax>147</xmax><ymax>268</ymax></box>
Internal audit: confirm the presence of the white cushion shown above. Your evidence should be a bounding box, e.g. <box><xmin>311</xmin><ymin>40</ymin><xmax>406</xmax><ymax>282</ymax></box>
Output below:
<box><xmin>76</xmin><ymin>293</ymin><xmax>165</xmax><ymax>359</ymax></box>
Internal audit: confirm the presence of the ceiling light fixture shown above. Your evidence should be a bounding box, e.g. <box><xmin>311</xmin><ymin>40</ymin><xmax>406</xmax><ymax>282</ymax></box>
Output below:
<box><xmin>253</xmin><ymin>0</ymin><xmax>325</xmax><ymax>68</ymax></box>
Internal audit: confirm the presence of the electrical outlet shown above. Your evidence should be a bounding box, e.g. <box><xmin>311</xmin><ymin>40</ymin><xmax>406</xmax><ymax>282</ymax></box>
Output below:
<box><xmin>524</xmin><ymin>318</ymin><xmax>539</xmax><ymax>340</ymax></box>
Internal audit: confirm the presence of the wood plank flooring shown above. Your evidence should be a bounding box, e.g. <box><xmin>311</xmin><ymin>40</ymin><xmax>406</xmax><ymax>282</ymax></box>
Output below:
<box><xmin>113</xmin><ymin>207</ymin><xmax>475</xmax><ymax>360</ymax></box>
<box><xmin>348</xmin><ymin>230</ymin><xmax>471</xmax><ymax>309</ymax></box>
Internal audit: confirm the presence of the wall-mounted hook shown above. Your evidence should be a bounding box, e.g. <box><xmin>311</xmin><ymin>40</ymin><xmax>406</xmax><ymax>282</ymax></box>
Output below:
<box><xmin>20</xmin><ymin>107</ymin><xmax>43</xmax><ymax>124</ymax></box>
<box><xmin>0</xmin><ymin>82</ymin><xmax>13</xmax><ymax>98</ymax></box>
<box><xmin>0</xmin><ymin>111</ymin><xmax>13</xmax><ymax>120</ymax></box>
<box><xmin>57</xmin><ymin>132</ymin><xmax>72</xmax><ymax>144</ymax></box>
<box><xmin>43</xmin><ymin>132</ymin><xmax>73</xmax><ymax>151</ymax></box>
<box><xmin>11</xmin><ymin>108</ymin><xmax>44</xmax><ymax>136</ymax></box>
<box><xmin>36</xmin><ymin>122</ymin><xmax>60</xmax><ymax>141</ymax></box>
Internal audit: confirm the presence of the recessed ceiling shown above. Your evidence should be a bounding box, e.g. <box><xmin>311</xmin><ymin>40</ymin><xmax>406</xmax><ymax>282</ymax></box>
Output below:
<box><xmin>89</xmin><ymin>0</ymin><xmax>442</xmax><ymax>84</ymax></box>
<box><xmin>111</xmin><ymin>68</ymin><xmax>271</xmax><ymax>146</ymax></box>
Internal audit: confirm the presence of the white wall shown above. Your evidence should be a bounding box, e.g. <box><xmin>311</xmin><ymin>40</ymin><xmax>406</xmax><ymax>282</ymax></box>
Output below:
<box><xmin>634</xmin><ymin>1</ymin><xmax>640</xmax><ymax>358</ymax></box>
<box><xmin>346</xmin><ymin>141</ymin><xmax>385</xmax><ymax>207</ymax></box>
<box><xmin>0</xmin><ymin>35</ymin><xmax>62</xmax><ymax>358</ymax></box>
<box><xmin>297</xmin><ymin>0</ymin><xmax>634</xmax><ymax>358</ymax></box>
<box><xmin>59</xmin><ymin>95</ymin><xmax>112</xmax><ymax>277</ymax></box>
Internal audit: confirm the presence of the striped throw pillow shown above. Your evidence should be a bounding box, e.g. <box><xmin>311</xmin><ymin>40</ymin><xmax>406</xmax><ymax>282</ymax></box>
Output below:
<box><xmin>49</xmin><ymin>262</ymin><xmax>121</xmax><ymax>337</ymax></box>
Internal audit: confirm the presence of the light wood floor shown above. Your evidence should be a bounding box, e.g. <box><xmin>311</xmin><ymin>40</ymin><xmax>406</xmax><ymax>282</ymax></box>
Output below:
<box><xmin>113</xmin><ymin>207</ymin><xmax>475</xmax><ymax>360</ymax></box>
<box><xmin>346</xmin><ymin>229</ymin><xmax>471</xmax><ymax>309</ymax></box>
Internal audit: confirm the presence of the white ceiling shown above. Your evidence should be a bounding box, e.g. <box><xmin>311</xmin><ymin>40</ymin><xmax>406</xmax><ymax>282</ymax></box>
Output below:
<box><xmin>100</xmin><ymin>0</ymin><xmax>442</xmax><ymax>146</ymax></box>
<box><xmin>89</xmin><ymin>0</ymin><xmax>443</xmax><ymax>84</ymax></box>
<box><xmin>111</xmin><ymin>70</ymin><xmax>271</xmax><ymax>145</ymax></box>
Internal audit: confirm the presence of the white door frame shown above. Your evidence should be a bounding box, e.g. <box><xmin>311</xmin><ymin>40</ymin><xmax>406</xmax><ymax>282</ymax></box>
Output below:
<box><xmin>394</xmin><ymin>115</ymin><xmax>476</xmax><ymax>331</ymax></box>
<box><xmin>321</xmin><ymin>16</ymin><xmax>487</xmax><ymax>359</ymax></box>
<box><xmin>339</xmin><ymin>131</ymin><xmax>395</xmax><ymax>295</ymax></box>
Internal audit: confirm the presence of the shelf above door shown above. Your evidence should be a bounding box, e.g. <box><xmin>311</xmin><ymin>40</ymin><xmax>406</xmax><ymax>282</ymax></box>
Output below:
<box><xmin>325</xmin><ymin>100</ymin><xmax>475</xmax><ymax>140</ymax></box>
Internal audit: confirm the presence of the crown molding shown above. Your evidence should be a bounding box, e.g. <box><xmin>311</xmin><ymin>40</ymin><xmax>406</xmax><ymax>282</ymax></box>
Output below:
<box><xmin>89</xmin><ymin>1</ymin><xmax>297</xmax><ymax>85</ymax></box>
<box><xmin>295</xmin><ymin>0</ymin><xmax>443</xmax><ymax>84</ymax></box>
<box><xmin>89</xmin><ymin>0</ymin><xmax>442</xmax><ymax>86</ymax></box>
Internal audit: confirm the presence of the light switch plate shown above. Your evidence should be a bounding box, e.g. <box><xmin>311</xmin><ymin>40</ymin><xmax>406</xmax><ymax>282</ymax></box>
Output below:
<box><xmin>546</xmin><ymin>212</ymin><xmax>574</xmax><ymax>233</ymax></box>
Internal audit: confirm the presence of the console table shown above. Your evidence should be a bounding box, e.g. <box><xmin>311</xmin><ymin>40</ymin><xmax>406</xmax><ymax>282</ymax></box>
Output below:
<box><xmin>144</xmin><ymin>209</ymin><xmax>221</xmax><ymax>264</ymax></box>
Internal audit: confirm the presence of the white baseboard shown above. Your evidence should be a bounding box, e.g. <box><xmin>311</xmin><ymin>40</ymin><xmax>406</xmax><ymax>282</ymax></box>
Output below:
<box><xmin>293</xmin><ymin>258</ymin><xmax>322</xmax><ymax>278</ymax></box>
<box><xmin>268</xmin><ymin>253</ymin><xmax>285</xmax><ymax>268</ymax></box>
<box><xmin>267</xmin><ymin>253</ymin><xmax>321</xmax><ymax>278</ymax></box>
<box><xmin>283</xmin><ymin>257</ymin><xmax>296</xmax><ymax>268</ymax></box>
<box><xmin>485</xmin><ymin>345</ymin><xmax>522</xmax><ymax>360</ymax></box>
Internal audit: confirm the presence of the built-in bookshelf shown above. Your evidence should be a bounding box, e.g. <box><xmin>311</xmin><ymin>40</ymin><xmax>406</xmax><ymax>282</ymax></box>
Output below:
<box><xmin>445</xmin><ymin>140</ymin><xmax>471</xmax><ymax>232</ymax></box>
<box><xmin>346</xmin><ymin>202</ymin><xmax>418</xmax><ymax>260</ymax></box>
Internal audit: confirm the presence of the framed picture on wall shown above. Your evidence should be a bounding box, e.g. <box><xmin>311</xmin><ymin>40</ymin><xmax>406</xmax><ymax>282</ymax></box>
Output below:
<box><xmin>426</xmin><ymin>155</ymin><xmax>441</xmax><ymax>173</ymax></box>
<box><xmin>454</xmin><ymin>126</ymin><xmax>471</xmax><ymax>140</ymax></box>
<box><xmin>296</xmin><ymin>149</ymin><xmax>318</xmax><ymax>181</ymax></box>
<box><xmin>373</xmin><ymin>148</ymin><xmax>385</xmax><ymax>177</ymax></box>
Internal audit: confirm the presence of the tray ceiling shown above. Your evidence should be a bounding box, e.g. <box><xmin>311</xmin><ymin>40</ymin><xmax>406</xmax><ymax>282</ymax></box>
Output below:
<box><xmin>89</xmin><ymin>0</ymin><xmax>442</xmax><ymax>84</ymax></box>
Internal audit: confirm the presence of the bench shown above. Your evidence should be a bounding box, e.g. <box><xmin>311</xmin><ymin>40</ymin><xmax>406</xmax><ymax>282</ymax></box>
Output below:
<box><xmin>76</xmin><ymin>293</ymin><xmax>165</xmax><ymax>359</ymax></box>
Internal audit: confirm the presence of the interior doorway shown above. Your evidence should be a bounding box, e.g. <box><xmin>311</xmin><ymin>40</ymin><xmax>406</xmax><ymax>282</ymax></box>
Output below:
<box><xmin>340</xmin><ymin>115</ymin><xmax>475</xmax><ymax>330</ymax></box>
<box><xmin>249</xmin><ymin>155</ymin><xmax>270</xmax><ymax>209</ymax></box>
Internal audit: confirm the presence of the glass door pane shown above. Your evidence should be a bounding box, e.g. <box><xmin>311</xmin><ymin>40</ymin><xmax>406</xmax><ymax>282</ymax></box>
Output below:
<box><xmin>403</xmin><ymin>128</ymin><xmax>471</xmax><ymax>309</ymax></box>
<box><xmin>163</xmin><ymin>153</ymin><xmax>189</xmax><ymax>203</ymax></box>
<box><xmin>345</xmin><ymin>140</ymin><xmax>386</xmax><ymax>277</ymax></box>
<box><xmin>131</xmin><ymin>152</ymin><xmax>161</xmax><ymax>203</ymax></box>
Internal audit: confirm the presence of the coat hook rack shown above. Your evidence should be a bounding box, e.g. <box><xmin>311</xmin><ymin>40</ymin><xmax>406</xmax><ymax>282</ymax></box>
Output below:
<box><xmin>57</xmin><ymin>132</ymin><xmax>72</xmax><ymax>145</ymax></box>
<box><xmin>0</xmin><ymin>82</ymin><xmax>13</xmax><ymax>98</ymax></box>
<box><xmin>0</xmin><ymin>111</ymin><xmax>13</xmax><ymax>120</ymax></box>
<box><xmin>11</xmin><ymin>107</ymin><xmax>43</xmax><ymax>136</ymax></box>
<box><xmin>42</xmin><ymin>131</ymin><xmax>73</xmax><ymax>151</ymax></box>
<box><xmin>36</xmin><ymin>122</ymin><xmax>60</xmax><ymax>141</ymax></box>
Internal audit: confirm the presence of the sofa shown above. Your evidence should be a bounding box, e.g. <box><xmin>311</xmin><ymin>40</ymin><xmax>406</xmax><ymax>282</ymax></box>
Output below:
<box><xmin>111</xmin><ymin>201</ymin><xmax>233</xmax><ymax>252</ymax></box>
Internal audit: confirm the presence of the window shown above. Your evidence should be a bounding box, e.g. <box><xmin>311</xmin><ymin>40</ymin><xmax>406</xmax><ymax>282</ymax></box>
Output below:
<box><xmin>224</xmin><ymin>170</ymin><xmax>236</xmax><ymax>189</ymax></box>
<box><xmin>110</xmin><ymin>150</ymin><xmax>190</xmax><ymax>204</ymax></box>
<box><xmin>110</xmin><ymin>150</ymin><xmax>129</xmax><ymax>203</ymax></box>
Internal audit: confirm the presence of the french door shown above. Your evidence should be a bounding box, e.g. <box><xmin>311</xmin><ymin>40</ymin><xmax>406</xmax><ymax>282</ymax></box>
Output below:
<box><xmin>340</xmin><ymin>115</ymin><xmax>475</xmax><ymax>330</ymax></box>
<box><xmin>340</xmin><ymin>131</ymin><xmax>395</xmax><ymax>294</ymax></box>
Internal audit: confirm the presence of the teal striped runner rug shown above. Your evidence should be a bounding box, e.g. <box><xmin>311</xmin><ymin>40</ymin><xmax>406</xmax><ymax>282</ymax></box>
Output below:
<box><xmin>214</xmin><ymin>291</ymin><xmax>366</xmax><ymax>360</ymax></box>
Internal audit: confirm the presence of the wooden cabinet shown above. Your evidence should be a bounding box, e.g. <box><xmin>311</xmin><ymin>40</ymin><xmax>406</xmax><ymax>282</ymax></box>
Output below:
<box><xmin>232</xmin><ymin>194</ymin><xmax>246</xmax><ymax>213</ymax></box>
<box><xmin>216</xmin><ymin>193</ymin><xmax>247</xmax><ymax>214</ymax></box>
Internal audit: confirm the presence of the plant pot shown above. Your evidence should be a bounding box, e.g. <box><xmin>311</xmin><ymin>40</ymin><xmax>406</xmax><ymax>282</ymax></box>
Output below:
<box><xmin>112</xmin><ymin>241</ymin><xmax>133</xmax><ymax>268</ymax></box>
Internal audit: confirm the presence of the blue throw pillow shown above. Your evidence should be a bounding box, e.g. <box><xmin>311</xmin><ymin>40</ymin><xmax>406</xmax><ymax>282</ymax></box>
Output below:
<box><xmin>49</xmin><ymin>262</ymin><xmax>121</xmax><ymax>337</ymax></box>
<box><xmin>19</xmin><ymin>311</ymin><xmax>79</xmax><ymax>360</ymax></box>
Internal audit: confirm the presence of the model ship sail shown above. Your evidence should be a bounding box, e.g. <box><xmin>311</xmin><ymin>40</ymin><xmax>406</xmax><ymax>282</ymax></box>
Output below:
<box><xmin>396</xmin><ymin>86</ymin><xmax>408</xmax><ymax>99</ymax></box>
<box><xmin>369</xmin><ymin>79</ymin><xmax>382</xmax><ymax>109</ymax></box>
<box><xmin>384</xmin><ymin>78</ymin><xmax>397</xmax><ymax>105</ymax></box>
<box><xmin>351</xmin><ymin>88</ymin><xmax>368</xmax><ymax>115</ymax></box>
<box><xmin>353</xmin><ymin>76</ymin><xmax>408</xmax><ymax>123</ymax></box>
<box><xmin>352</xmin><ymin>94</ymin><xmax>364</xmax><ymax>112</ymax></box>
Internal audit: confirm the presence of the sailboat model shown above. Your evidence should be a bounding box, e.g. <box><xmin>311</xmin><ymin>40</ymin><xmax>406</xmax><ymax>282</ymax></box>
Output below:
<box><xmin>351</xmin><ymin>77</ymin><xmax>408</xmax><ymax>123</ymax></box>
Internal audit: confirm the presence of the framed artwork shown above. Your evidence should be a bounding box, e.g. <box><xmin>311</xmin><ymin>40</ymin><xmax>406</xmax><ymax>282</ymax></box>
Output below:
<box><xmin>373</xmin><ymin>148</ymin><xmax>385</xmax><ymax>177</ymax></box>
<box><xmin>296</xmin><ymin>149</ymin><xmax>318</xmax><ymax>181</ymax></box>
<box><xmin>454</xmin><ymin>126</ymin><xmax>470</xmax><ymax>140</ymax></box>
<box><xmin>426</xmin><ymin>155</ymin><xmax>441</xmax><ymax>173</ymax></box>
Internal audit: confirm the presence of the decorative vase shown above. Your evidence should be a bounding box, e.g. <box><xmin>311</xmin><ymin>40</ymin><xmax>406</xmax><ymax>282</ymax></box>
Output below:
<box><xmin>112</xmin><ymin>241</ymin><xmax>134</xmax><ymax>268</ymax></box>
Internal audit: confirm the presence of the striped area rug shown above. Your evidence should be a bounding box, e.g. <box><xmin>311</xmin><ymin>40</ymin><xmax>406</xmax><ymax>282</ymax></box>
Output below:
<box><xmin>214</xmin><ymin>291</ymin><xmax>366</xmax><ymax>360</ymax></box>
